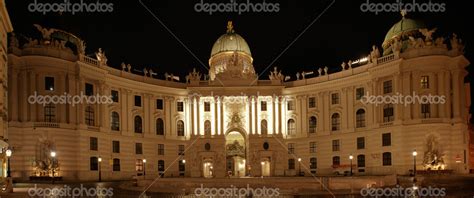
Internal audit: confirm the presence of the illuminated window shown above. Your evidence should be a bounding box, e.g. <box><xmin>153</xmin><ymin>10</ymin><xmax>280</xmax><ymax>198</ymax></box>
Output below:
<box><xmin>421</xmin><ymin>76</ymin><xmax>429</xmax><ymax>89</ymax></box>
<box><xmin>287</xmin><ymin>119</ymin><xmax>296</xmax><ymax>135</ymax></box>
<box><xmin>135</xmin><ymin>159</ymin><xmax>144</xmax><ymax>171</ymax></box>
<box><xmin>177</xmin><ymin>120</ymin><xmax>185</xmax><ymax>136</ymax></box>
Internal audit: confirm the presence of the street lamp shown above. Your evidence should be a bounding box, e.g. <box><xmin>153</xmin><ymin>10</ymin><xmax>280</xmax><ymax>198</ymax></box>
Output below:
<box><xmin>142</xmin><ymin>159</ymin><xmax>147</xmax><ymax>179</ymax></box>
<box><xmin>349</xmin><ymin>154</ymin><xmax>354</xmax><ymax>176</ymax></box>
<box><xmin>5</xmin><ymin>149</ymin><xmax>12</xmax><ymax>178</ymax></box>
<box><xmin>412</xmin><ymin>150</ymin><xmax>417</xmax><ymax>178</ymax></box>
<box><xmin>50</xmin><ymin>151</ymin><xmax>56</xmax><ymax>184</ymax></box>
<box><xmin>298</xmin><ymin>158</ymin><xmax>302</xmax><ymax>176</ymax></box>
<box><xmin>98</xmin><ymin>157</ymin><xmax>102</xmax><ymax>182</ymax></box>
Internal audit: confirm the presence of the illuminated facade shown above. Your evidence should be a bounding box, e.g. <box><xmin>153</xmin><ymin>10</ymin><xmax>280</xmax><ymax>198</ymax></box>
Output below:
<box><xmin>0</xmin><ymin>0</ymin><xmax>13</xmax><ymax>180</ymax></box>
<box><xmin>6</xmin><ymin>17</ymin><xmax>473</xmax><ymax>181</ymax></box>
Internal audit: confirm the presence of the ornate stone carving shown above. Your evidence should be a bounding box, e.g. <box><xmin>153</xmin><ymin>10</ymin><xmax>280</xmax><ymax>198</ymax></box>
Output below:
<box><xmin>95</xmin><ymin>48</ymin><xmax>108</xmax><ymax>65</ymax></box>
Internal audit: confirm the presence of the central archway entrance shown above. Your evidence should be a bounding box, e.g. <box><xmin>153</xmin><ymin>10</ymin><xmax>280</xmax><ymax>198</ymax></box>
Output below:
<box><xmin>225</xmin><ymin>131</ymin><xmax>246</xmax><ymax>177</ymax></box>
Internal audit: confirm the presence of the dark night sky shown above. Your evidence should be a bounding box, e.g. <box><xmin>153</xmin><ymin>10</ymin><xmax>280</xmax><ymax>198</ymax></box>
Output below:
<box><xmin>6</xmin><ymin>0</ymin><xmax>472</xmax><ymax>82</ymax></box>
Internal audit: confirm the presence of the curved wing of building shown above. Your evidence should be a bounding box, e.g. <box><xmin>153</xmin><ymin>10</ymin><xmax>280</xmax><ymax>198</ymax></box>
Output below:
<box><xmin>5</xmin><ymin>17</ymin><xmax>473</xmax><ymax>181</ymax></box>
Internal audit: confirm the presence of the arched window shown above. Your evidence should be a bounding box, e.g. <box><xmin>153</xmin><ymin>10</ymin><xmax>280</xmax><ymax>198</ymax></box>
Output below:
<box><xmin>309</xmin><ymin>116</ymin><xmax>317</xmax><ymax>133</ymax></box>
<box><xmin>204</xmin><ymin>120</ymin><xmax>211</xmax><ymax>135</ymax></box>
<box><xmin>111</xmin><ymin>112</ymin><xmax>120</xmax><ymax>131</ymax></box>
<box><xmin>356</xmin><ymin>109</ymin><xmax>366</xmax><ymax>128</ymax></box>
<box><xmin>261</xmin><ymin>120</ymin><xmax>268</xmax><ymax>135</ymax></box>
<box><xmin>44</xmin><ymin>104</ymin><xmax>56</xmax><ymax>122</ymax></box>
<box><xmin>177</xmin><ymin>120</ymin><xmax>185</xmax><ymax>136</ymax></box>
<box><xmin>85</xmin><ymin>106</ymin><xmax>95</xmax><ymax>126</ymax></box>
<box><xmin>383</xmin><ymin>104</ymin><xmax>394</xmax><ymax>122</ymax></box>
<box><xmin>287</xmin><ymin>119</ymin><xmax>296</xmax><ymax>135</ymax></box>
<box><xmin>156</xmin><ymin>118</ymin><xmax>164</xmax><ymax>135</ymax></box>
<box><xmin>134</xmin><ymin>116</ymin><xmax>142</xmax><ymax>133</ymax></box>
<box><xmin>90</xmin><ymin>157</ymin><xmax>98</xmax><ymax>171</ymax></box>
<box><xmin>331</xmin><ymin>113</ymin><xmax>340</xmax><ymax>131</ymax></box>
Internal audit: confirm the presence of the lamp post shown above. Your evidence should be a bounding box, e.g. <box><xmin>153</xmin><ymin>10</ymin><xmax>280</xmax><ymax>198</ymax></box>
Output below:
<box><xmin>142</xmin><ymin>159</ymin><xmax>147</xmax><ymax>179</ymax></box>
<box><xmin>297</xmin><ymin>158</ymin><xmax>302</xmax><ymax>176</ymax></box>
<box><xmin>349</xmin><ymin>154</ymin><xmax>353</xmax><ymax>176</ymax></box>
<box><xmin>412</xmin><ymin>150</ymin><xmax>417</xmax><ymax>179</ymax></box>
<box><xmin>50</xmin><ymin>151</ymin><xmax>56</xmax><ymax>184</ymax></box>
<box><xmin>98</xmin><ymin>157</ymin><xmax>102</xmax><ymax>182</ymax></box>
<box><xmin>5</xmin><ymin>149</ymin><xmax>12</xmax><ymax>177</ymax></box>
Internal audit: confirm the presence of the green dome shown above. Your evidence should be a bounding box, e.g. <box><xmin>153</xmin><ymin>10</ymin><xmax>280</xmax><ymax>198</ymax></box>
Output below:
<box><xmin>383</xmin><ymin>17</ymin><xmax>426</xmax><ymax>45</ymax></box>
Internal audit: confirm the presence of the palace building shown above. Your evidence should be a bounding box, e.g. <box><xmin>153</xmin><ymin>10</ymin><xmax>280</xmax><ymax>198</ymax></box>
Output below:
<box><xmin>5</xmin><ymin>16</ymin><xmax>473</xmax><ymax>181</ymax></box>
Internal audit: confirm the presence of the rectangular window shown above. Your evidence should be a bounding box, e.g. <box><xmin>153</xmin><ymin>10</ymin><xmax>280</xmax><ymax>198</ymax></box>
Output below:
<box><xmin>309</xmin><ymin>142</ymin><xmax>316</xmax><ymax>153</ymax></box>
<box><xmin>134</xmin><ymin>95</ymin><xmax>142</xmax><ymax>107</ymax></box>
<box><xmin>308</xmin><ymin>97</ymin><xmax>316</xmax><ymax>108</ymax></box>
<box><xmin>383</xmin><ymin>80</ymin><xmax>392</xmax><ymax>94</ymax></box>
<box><xmin>332</xmin><ymin>156</ymin><xmax>340</xmax><ymax>166</ymax></box>
<box><xmin>357</xmin><ymin>137</ymin><xmax>365</xmax><ymax>150</ymax></box>
<box><xmin>261</xmin><ymin>101</ymin><xmax>267</xmax><ymax>111</ymax></box>
<box><xmin>135</xmin><ymin>143</ymin><xmax>143</xmax><ymax>154</ymax></box>
<box><xmin>204</xmin><ymin>102</ymin><xmax>211</xmax><ymax>112</ymax></box>
<box><xmin>156</xmin><ymin>99</ymin><xmax>164</xmax><ymax>110</ymax></box>
<box><xmin>85</xmin><ymin>83</ymin><xmax>94</xmax><ymax>96</ymax></box>
<box><xmin>90</xmin><ymin>157</ymin><xmax>98</xmax><ymax>171</ymax></box>
<box><xmin>382</xmin><ymin>133</ymin><xmax>391</xmax><ymax>147</ymax></box>
<box><xmin>111</xmin><ymin>90</ymin><xmax>119</xmax><ymax>103</ymax></box>
<box><xmin>44</xmin><ymin>104</ymin><xmax>56</xmax><ymax>122</ymax></box>
<box><xmin>45</xmin><ymin>76</ymin><xmax>55</xmax><ymax>91</ymax></box>
<box><xmin>421</xmin><ymin>76</ymin><xmax>429</xmax><ymax>89</ymax></box>
<box><xmin>383</xmin><ymin>152</ymin><xmax>392</xmax><ymax>166</ymax></box>
<box><xmin>178</xmin><ymin>145</ymin><xmax>185</xmax><ymax>155</ymax></box>
<box><xmin>383</xmin><ymin>104</ymin><xmax>394</xmax><ymax>122</ymax></box>
<box><xmin>90</xmin><ymin>137</ymin><xmax>98</xmax><ymax>151</ymax></box>
<box><xmin>112</xmin><ymin>141</ymin><xmax>120</xmax><ymax>153</ymax></box>
<box><xmin>356</xmin><ymin>87</ymin><xmax>365</xmax><ymax>100</ymax></box>
<box><xmin>158</xmin><ymin>144</ymin><xmax>165</xmax><ymax>155</ymax></box>
<box><xmin>331</xmin><ymin>93</ymin><xmax>339</xmax><ymax>105</ymax></box>
<box><xmin>177</xmin><ymin>102</ymin><xmax>184</xmax><ymax>112</ymax></box>
<box><xmin>113</xmin><ymin>158</ymin><xmax>120</xmax><ymax>171</ymax></box>
<box><xmin>357</xmin><ymin>155</ymin><xmax>366</xmax><ymax>168</ymax></box>
<box><xmin>288</xmin><ymin>159</ymin><xmax>295</xmax><ymax>170</ymax></box>
<box><xmin>310</xmin><ymin>158</ymin><xmax>317</xmax><ymax>169</ymax></box>
<box><xmin>332</xmin><ymin>140</ymin><xmax>340</xmax><ymax>151</ymax></box>
<box><xmin>135</xmin><ymin>159</ymin><xmax>144</xmax><ymax>171</ymax></box>
<box><xmin>287</xmin><ymin>101</ymin><xmax>295</xmax><ymax>111</ymax></box>
<box><xmin>421</xmin><ymin>104</ymin><xmax>431</xmax><ymax>118</ymax></box>
<box><xmin>288</xmin><ymin>143</ymin><xmax>295</xmax><ymax>154</ymax></box>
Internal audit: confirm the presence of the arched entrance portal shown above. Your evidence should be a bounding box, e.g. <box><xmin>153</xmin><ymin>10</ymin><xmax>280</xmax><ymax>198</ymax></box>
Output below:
<box><xmin>225</xmin><ymin>131</ymin><xmax>246</xmax><ymax>177</ymax></box>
